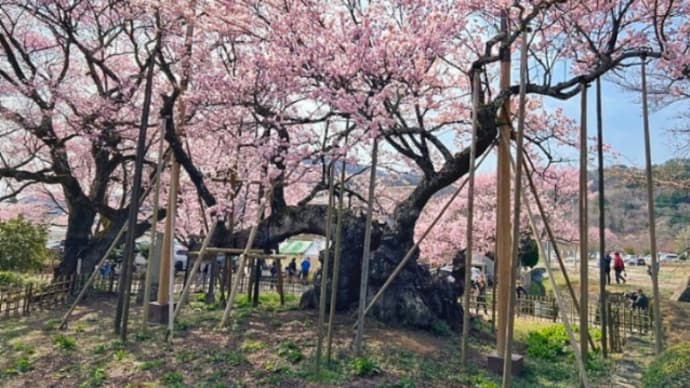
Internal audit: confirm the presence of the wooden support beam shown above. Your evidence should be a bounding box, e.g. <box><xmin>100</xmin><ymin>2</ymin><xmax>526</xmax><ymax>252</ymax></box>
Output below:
<box><xmin>327</xmin><ymin>154</ymin><xmax>347</xmax><ymax>363</ymax></box>
<box><xmin>461</xmin><ymin>68</ymin><xmax>480</xmax><ymax>367</ymax></box>
<box><xmin>641</xmin><ymin>56</ymin><xmax>664</xmax><ymax>355</ymax></box>
<box><xmin>596</xmin><ymin>78</ymin><xmax>608</xmax><ymax>357</ymax></box>
<box><xmin>579</xmin><ymin>82</ymin><xmax>590</xmax><ymax>366</ymax></box>
<box><xmin>502</xmin><ymin>29</ymin><xmax>528</xmax><ymax>385</ymax></box>
<box><xmin>495</xmin><ymin>10</ymin><xmax>512</xmax><ymax>356</ymax></box>
<box><xmin>354</xmin><ymin>138</ymin><xmax>379</xmax><ymax>356</ymax></box>
<box><xmin>316</xmin><ymin>164</ymin><xmax>336</xmax><ymax>373</ymax></box>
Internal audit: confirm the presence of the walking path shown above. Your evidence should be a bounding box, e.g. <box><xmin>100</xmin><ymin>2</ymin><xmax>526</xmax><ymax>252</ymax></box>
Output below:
<box><xmin>610</xmin><ymin>335</ymin><xmax>654</xmax><ymax>388</ymax></box>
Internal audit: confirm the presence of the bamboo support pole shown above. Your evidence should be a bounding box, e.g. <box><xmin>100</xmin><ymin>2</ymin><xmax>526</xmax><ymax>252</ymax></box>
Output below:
<box><xmin>327</xmin><ymin>156</ymin><xmax>347</xmax><ymax>363</ymax></box>
<box><xmin>316</xmin><ymin>164</ymin><xmax>336</xmax><ymax>373</ymax></box>
<box><xmin>354</xmin><ymin>138</ymin><xmax>379</xmax><ymax>356</ymax></box>
<box><xmin>502</xmin><ymin>30</ymin><xmax>528</xmax><ymax>385</ymax></box>
<box><xmin>461</xmin><ymin>68</ymin><xmax>480</xmax><ymax>367</ymax></box>
<box><xmin>218</xmin><ymin>189</ymin><xmax>271</xmax><ymax>328</ymax></box>
<box><xmin>596</xmin><ymin>78</ymin><xmax>608</xmax><ymax>357</ymax></box>
<box><xmin>641</xmin><ymin>55</ymin><xmax>664</xmax><ymax>354</ymax></box>
<box><xmin>579</xmin><ymin>82</ymin><xmax>590</xmax><ymax>365</ymax></box>
<box><xmin>358</xmin><ymin>149</ymin><xmax>492</xmax><ymax>324</ymax></box>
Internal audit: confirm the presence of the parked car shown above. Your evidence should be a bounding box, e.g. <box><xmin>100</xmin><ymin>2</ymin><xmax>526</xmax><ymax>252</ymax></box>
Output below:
<box><xmin>624</xmin><ymin>255</ymin><xmax>646</xmax><ymax>266</ymax></box>
<box><xmin>660</xmin><ymin>253</ymin><xmax>679</xmax><ymax>262</ymax></box>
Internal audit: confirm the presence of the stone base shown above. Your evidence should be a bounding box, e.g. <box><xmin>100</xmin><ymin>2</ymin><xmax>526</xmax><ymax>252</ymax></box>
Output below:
<box><xmin>487</xmin><ymin>352</ymin><xmax>524</xmax><ymax>375</ymax></box>
<box><xmin>148</xmin><ymin>302</ymin><xmax>175</xmax><ymax>325</ymax></box>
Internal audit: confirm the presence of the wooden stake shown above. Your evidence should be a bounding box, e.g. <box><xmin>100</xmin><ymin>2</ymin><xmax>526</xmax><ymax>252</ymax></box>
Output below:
<box><xmin>502</xmin><ymin>30</ymin><xmax>528</xmax><ymax>385</ymax></box>
<box><xmin>327</xmin><ymin>156</ymin><xmax>347</xmax><ymax>362</ymax></box>
<box><xmin>495</xmin><ymin>10</ymin><xmax>512</xmax><ymax>357</ymax></box>
<box><xmin>354</xmin><ymin>138</ymin><xmax>379</xmax><ymax>356</ymax></box>
<box><xmin>641</xmin><ymin>56</ymin><xmax>664</xmax><ymax>355</ymax></box>
<box><xmin>579</xmin><ymin>82</ymin><xmax>589</xmax><ymax>366</ymax></box>
<box><xmin>316</xmin><ymin>164</ymin><xmax>336</xmax><ymax>373</ymax></box>
<box><xmin>142</xmin><ymin>119</ymin><xmax>167</xmax><ymax>333</ymax></box>
<box><xmin>218</xmin><ymin>189</ymin><xmax>271</xmax><ymax>328</ymax></box>
<box><xmin>461</xmin><ymin>68</ymin><xmax>480</xmax><ymax>367</ymax></box>
<box><xmin>596</xmin><ymin>78</ymin><xmax>608</xmax><ymax>357</ymax></box>
<box><xmin>357</xmin><ymin>149</ymin><xmax>492</xmax><ymax>323</ymax></box>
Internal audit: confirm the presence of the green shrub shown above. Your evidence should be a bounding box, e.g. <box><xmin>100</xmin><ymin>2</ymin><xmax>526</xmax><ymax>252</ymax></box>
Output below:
<box><xmin>525</xmin><ymin>324</ymin><xmax>569</xmax><ymax>360</ymax></box>
<box><xmin>82</xmin><ymin>367</ymin><xmax>107</xmax><ymax>387</ymax></box>
<box><xmin>240</xmin><ymin>339</ymin><xmax>265</xmax><ymax>353</ymax></box>
<box><xmin>140</xmin><ymin>359</ymin><xmax>165</xmax><ymax>371</ymax></box>
<box><xmin>210</xmin><ymin>350</ymin><xmax>244</xmax><ymax>366</ymax></box>
<box><xmin>351</xmin><ymin>356</ymin><xmax>381</xmax><ymax>377</ymax></box>
<box><xmin>277</xmin><ymin>341</ymin><xmax>304</xmax><ymax>364</ymax></box>
<box><xmin>53</xmin><ymin>334</ymin><xmax>77</xmax><ymax>350</ymax></box>
<box><xmin>162</xmin><ymin>370</ymin><xmax>184</xmax><ymax>387</ymax></box>
<box><xmin>642</xmin><ymin>342</ymin><xmax>690</xmax><ymax>387</ymax></box>
<box><xmin>0</xmin><ymin>271</ymin><xmax>26</xmax><ymax>286</ymax></box>
<box><xmin>0</xmin><ymin>217</ymin><xmax>48</xmax><ymax>272</ymax></box>
<box><xmin>430</xmin><ymin>320</ymin><xmax>453</xmax><ymax>337</ymax></box>
<box><xmin>15</xmin><ymin>355</ymin><xmax>32</xmax><ymax>373</ymax></box>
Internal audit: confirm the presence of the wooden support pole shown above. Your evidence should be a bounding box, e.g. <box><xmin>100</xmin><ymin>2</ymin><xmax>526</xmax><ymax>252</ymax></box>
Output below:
<box><xmin>115</xmin><ymin>51</ymin><xmax>156</xmax><ymax>341</ymax></box>
<box><xmin>354</xmin><ymin>138</ymin><xmax>379</xmax><ymax>356</ymax></box>
<box><xmin>218</xmin><ymin>190</ymin><xmax>271</xmax><ymax>328</ymax></box>
<box><xmin>641</xmin><ymin>56</ymin><xmax>664</xmax><ymax>355</ymax></box>
<box><xmin>461</xmin><ymin>68</ymin><xmax>480</xmax><ymax>367</ymax></box>
<box><xmin>596</xmin><ymin>78</ymin><xmax>608</xmax><ymax>357</ymax></box>
<box><xmin>59</xmin><ymin>225</ymin><xmax>127</xmax><ymax>330</ymax></box>
<box><xmin>276</xmin><ymin>258</ymin><xmax>285</xmax><ymax>306</ymax></box>
<box><xmin>166</xmin><ymin>221</ymin><xmax>218</xmax><ymax>340</ymax></box>
<box><xmin>316</xmin><ymin>164</ymin><xmax>336</xmax><ymax>373</ymax></box>
<box><xmin>142</xmin><ymin>119</ymin><xmax>167</xmax><ymax>333</ymax></box>
<box><xmin>579</xmin><ymin>82</ymin><xmax>590</xmax><ymax>366</ymax></box>
<box><xmin>524</xmin><ymin>188</ymin><xmax>591</xmax><ymax>388</ymax></box>
<box><xmin>327</xmin><ymin>155</ymin><xmax>347</xmax><ymax>363</ymax></box>
<box><xmin>247</xmin><ymin>258</ymin><xmax>255</xmax><ymax>302</ymax></box>
<box><xmin>521</xmin><ymin>157</ymin><xmax>597</xmax><ymax>352</ymax></box>
<box><xmin>358</xmin><ymin>149</ymin><xmax>491</xmax><ymax>323</ymax></box>
<box><xmin>252</xmin><ymin>257</ymin><xmax>261</xmax><ymax>307</ymax></box>
<box><xmin>495</xmin><ymin>10</ymin><xmax>512</xmax><ymax>356</ymax></box>
<box><xmin>502</xmin><ymin>30</ymin><xmax>528</xmax><ymax>385</ymax></box>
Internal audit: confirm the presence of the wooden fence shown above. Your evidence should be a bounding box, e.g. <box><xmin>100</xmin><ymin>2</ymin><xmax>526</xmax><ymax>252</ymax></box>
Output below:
<box><xmin>0</xmin><ymin>270</ymin><xmax>307</xmax><ymax>320</ymax></box>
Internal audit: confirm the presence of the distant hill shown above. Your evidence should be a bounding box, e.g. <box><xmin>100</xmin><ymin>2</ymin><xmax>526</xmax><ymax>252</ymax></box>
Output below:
<box><xmin>592</xmin><ymin>158</ymin><xmax>690</xmax><ymax>253</ymax></box>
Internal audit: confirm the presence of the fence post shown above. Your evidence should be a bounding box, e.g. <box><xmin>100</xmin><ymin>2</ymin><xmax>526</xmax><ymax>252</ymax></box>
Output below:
<box><xmin>276</xmin><ymin>259</ymin><xmax>285</xmax><ymax>306</ymax></box>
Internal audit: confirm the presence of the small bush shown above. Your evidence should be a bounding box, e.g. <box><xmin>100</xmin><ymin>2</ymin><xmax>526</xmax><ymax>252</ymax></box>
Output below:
<box><xmin>430</xmin><ymin>320</ymin><xmax>453</xmax><ymax>337</ymax></box>
<box><xmin>240</xmin><ymin>339</ymin><xmax>265</xmax><ymax>353</ymax></box>
<box><xmin>53</xmin><ymin>334</ymin><xmax>77</xmax><ymax>350</ymax></box>
<box><xmin>0</xmin><ymin>271</ymin><xmax>26</xmax><ymax>286</ymax></box>
<box><xmin>176</xmin><ymin>349</ymin><xmax>196</xmax><ymax>363</ymax></box>
<box><xmin>0</xmin><ymin>217</ymin><xmax>49</xmax><ymax>272</ymax></box>
<box><xmin>642</xmin><ymin>342</ymin><xmax>690</xmax><ymax>387</ymax></box>
<box><xmin>210</xmin><ymin>350</ymin><xmax>244</xmax><ymax>366</ymax></box>
<box><xmin>12</xmin><ymin>341</ymin><xmax>35</xmax><ymax>354</ymax></box>
<box><xmin>277</xmin><ymin>341</ymin><xmax>304</xmax><ymax>364</ymax></box>
<box><xmin>93</xmin><ymin>344</ymin><xmax>107</xmax><ymax>355</ymax></box>
<box><xmin>140</xmin><ymin>359</ymin><xmax>165</xmax><ymax>371</ymax></box>
<box><xmin>162</xmin><ymin>370</ymin><xmax>184</xmax><ymax>387</ymax></box>
<box><xmin>350</xmin><ymin>356</ymin><xmax>381</xmax><ymax>377</ymax></box>
<box><xmin>525</xmin><ymin>324</ymin><xmax>569</xmax><ymax>360</ymax></box>
<box><xmin>82</xmin><ymin>367</ymin><xmax>106</xmax><ymax>387</ymax></box>
<box><xmin>15</xmin><ymin>355</ymin><xmax>32</xmax><ymax>373</ymax></box>
<box><xmin>114</xmin><ymin>349</ymin><xmax>127</xmax><ymax>361</ymax></box>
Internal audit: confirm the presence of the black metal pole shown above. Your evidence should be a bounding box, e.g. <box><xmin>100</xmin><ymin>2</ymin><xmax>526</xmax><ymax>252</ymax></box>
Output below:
<box><xmin>114</xmin><ymin>52</ymin><xmax>157</xmax><ymax>341</ymax></box>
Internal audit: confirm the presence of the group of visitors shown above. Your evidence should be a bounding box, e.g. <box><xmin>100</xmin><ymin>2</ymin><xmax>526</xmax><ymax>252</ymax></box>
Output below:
<box><xmin>286</xmin><ymin>257</ymin><xmax>311</xmax><ymax>284</ymax></box>
<box><xmin>600</xmin><ymin>251</ymin><xmax>627</xmax><ymax>285</ymax></box>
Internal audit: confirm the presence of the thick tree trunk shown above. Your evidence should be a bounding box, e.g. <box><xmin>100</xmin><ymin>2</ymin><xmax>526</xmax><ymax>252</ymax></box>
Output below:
<box><xmin>55</xmin><ymin>203</ymin><xmax>96</xmax><ymax>276</ymax></box>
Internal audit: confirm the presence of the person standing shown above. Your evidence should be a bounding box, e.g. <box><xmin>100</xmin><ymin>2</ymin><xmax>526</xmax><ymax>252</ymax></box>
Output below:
<box><xmin>601</xmin><ymin>252</ymin><xmax>612</xmax><ymax>285</ymax></box>
<box><xmin>300</xmin><ymin>257</ymin><xmax>311</xmax><ymax>283</ymax></box>
<box><xmin>613</xmin><ymin>251</ymin><xmax>626</xmax><ymax>284</ymax></box>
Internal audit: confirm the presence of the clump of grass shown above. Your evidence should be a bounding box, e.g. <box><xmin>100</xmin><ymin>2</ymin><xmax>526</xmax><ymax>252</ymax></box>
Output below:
<box><xmin>15</xmin><ymin>355</ymin><xmax>32</xmax><ymax>373</ymax></box>
<box><xmin>430</xmin><ymin>320</ymin><xmax>453</xmax><ymax>337</ymax></box>
<box><xmin>210</xmin><ymin>350</ymin><xmax>244</xmax><ymax>366</ymax></box>
<box><xmin>162</xmin><ymin>370</ymin><xmax>184</xmax><ymax>387</ymax></box>
<box><xmin>241</xmin><ymin>339</ymin><xmax>265</xmax><ymax>353</ymax></box>
<box><xmin>114</xmin><ymin>348</ymin><xmax>127</xmax><ymax>361</ymax></box>
<box><xmin>140</xmin><ymin>358</ymin><xmax>165</xmax><ymax>371</ymax></box>
<box><xmin>44</xmin><ymin>318</ymin><xmax>61</xmax><ymax>331</ymax></box>
<box><xmin>93</xmin><ymin>343</ymin><xmax>107</xmax><ymax>355</ymax></box>
<box><xmin>350</xmin><ymin>356</ymin><xmax>381</xmax><ymax>377</ymax></box>
<box><xmin>12</xmin><ymin>341</ymin><xmax>35</xmax><ymax>354</ymax></box>
<box><xmin>277</xmin><ymin>341</ymin><xmax>304</xmax><ymax>364</ymax></box>
<box><xmin>176</xmin><ymin>349</ymin><xmax>196</xmax><ymax>363</ymax></box>
<box><xmin>80</xmin><ymin>367</ymin><xmax>106</xmax><ymax>387</ymax></box>
<box><xmin>53</xmin><ymin>334</ymin><xmax>77</xmax><ymax>350</ymax></box>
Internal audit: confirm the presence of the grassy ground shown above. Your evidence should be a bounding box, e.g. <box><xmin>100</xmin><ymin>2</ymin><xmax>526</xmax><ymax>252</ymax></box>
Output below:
<box><xmin>0</xmin><ymin>289</ymin><xmax>618</xmax><ymax>388</ymax></box>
